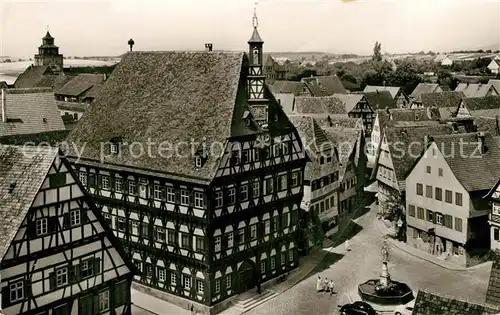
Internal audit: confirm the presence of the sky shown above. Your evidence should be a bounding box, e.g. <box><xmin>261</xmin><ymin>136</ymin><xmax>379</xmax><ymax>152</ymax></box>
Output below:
<box><xmin>1</xmin><ymin>0</ymin><xmax>499</xmax><ymax>58</ymax></box>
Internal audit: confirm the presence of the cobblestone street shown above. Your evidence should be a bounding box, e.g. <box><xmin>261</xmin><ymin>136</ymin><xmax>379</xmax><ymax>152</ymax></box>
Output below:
<box><xmin>245</xmin><ymin>203</ymin><xmax>491</xmax><ymax>315</ymax></box>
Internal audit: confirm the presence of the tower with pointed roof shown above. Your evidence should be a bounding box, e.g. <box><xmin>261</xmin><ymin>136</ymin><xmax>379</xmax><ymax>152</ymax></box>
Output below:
<box><xmin>34</xmin><ymin>31</ymin><xmax>64</xmax><ymax>68</ymax></box>
<box><xmin>247</xmin><ymin>6</ymin><xmax>269</xmax><ymax>127</ymax></box>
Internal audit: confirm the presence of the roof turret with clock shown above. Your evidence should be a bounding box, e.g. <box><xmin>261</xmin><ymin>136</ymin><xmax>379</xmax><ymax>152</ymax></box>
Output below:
<box><xmin>247</xmin><ymin>5</ymin><xmax>270</xmax><ymax>127</ymax></box>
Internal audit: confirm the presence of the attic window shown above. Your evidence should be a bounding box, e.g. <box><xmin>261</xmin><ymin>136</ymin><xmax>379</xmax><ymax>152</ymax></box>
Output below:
<box><xmin>194</xmin><ymin>149</ymin><xmax>207</xmax><ymax>168</ymax></box>
<box><xmin>195</xmin><ymin>156</ymin><xmax>202</xmax><ymax>167</ymax></box>
<box><xmin>110</xmin><ymin>143</ymin><xmax>118</xmax><ymax>154</ymax></box>
<box><xmin>8</xmin><ymin>182</ymin><xmax>16</xmax><ymax>193</ymax></box>
<box><xmin>110</xmin><ymin>137</ymin><xmax>122</xmax><ymax>154</ymax></box>
<box><xmin>43</xmin><ymin>118</ymin><xmax>47</xmax><ymax>123</ymax></box>
<box><xmin>415</xmin><ymin>113</ymin><xmax>419</xmax><ymax>121</ymax></box>
<box><xmin>274</xmin><ymin>114</ymin><xmax>279</xmax><ymax>122</ymax></box>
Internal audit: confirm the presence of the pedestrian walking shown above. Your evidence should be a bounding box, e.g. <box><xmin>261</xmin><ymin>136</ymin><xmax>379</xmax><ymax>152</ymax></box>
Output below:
<box><xmin>257</xmin><ymin>282</ymin><xmax>261</xmax><ymax>294</ymax></box>
<box><xmin>190</xmin><ymin>304</ymin><xmax>194</xmax><ymax>315</ymax></box>
<box><xmin>345</xmin><ymin>239</ymin><xmax>351</xmax><ymax>251</ymax></box>
<box><xmin>329</xmin><ymin>280</ymin><xmax>335</xmax><ymax>296</ymax></box>
<box><xmin>316</xmin><ymin>275</ymin><xmax>322</xmax><ymax>293</ymax></box>
<box><xmin>323</xmin><ymin>277</ymin><xmax>329</xmax><ymax>292</ymax></box>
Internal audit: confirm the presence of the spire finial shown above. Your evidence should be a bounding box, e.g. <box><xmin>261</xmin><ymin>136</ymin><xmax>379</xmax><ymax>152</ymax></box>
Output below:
<box><xmin>46</xmin><ymin>24</ymin><xmax>49</xmax><ymax>32</ymax></box>
<box><xmin>253</xmin><ymin>2</ymin><xmax>259</xmax><ymax>28</ymax></box>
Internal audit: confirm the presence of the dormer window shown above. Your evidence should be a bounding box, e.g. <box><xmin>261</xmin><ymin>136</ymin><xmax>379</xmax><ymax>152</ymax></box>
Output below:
<box><xmin>194</xmin><ymin>149</ymin><xmax>207</xmax><ymax>168</ymax></box>
<box><xmin>110</xmin><ymin>143</ymin><xmax>118</xmax><ymax>154</ymax></box>
<box><xmin>274</xmin><ymin>114</ymin><xmax>279</xmax><ymax>122</ymax></box>
<box><xmin>245</xmin><ymin>118</ymin><xmax>251</xmax><ymax>127</ymax></box>
<box><xmin>415</xmin><ymin>113</ymin><xmax>420</xmax><ymax>121</ymax></box>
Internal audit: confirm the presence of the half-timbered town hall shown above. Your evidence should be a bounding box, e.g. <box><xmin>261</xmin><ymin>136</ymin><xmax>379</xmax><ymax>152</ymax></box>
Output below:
<box><xmin>64</xmin><ymin>15</ymin><xmax>308</xmax><ymax>314</ymax></box>
<box><xmin>0</xmin><ymin>145</ymin><xmax>134</xmax><ymax>315</ymax></box>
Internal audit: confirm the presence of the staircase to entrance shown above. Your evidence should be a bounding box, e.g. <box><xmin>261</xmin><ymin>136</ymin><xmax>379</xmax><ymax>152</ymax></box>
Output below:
<box><xmin>219</xmin><ymin>290</ymin><xmax>278</xmax><ymax>315</ymax></box>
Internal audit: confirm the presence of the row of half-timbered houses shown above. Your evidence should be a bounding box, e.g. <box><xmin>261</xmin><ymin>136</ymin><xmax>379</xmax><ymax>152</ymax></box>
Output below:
<box><xmin>64</xmin><ymin>18</ymin><xmax>308</xmax><ymax>314</ymax></box>
<box><xmin>0</xmin><ymin>145</ymin><xmax>134</xmax><ymax>315</ymax></box>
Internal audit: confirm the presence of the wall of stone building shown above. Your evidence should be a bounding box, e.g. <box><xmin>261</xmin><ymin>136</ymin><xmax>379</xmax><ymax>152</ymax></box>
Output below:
<box><xmin>406</xmin><ymin>226</ymin><xmax>467</xmax><ymax>266</ymax></box>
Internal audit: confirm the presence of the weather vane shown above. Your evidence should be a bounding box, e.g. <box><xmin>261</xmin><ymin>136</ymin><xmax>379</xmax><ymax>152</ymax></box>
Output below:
<box><xmin>253</xmin><ymin>2</ymin><xmax>259</xmax><ymax>28</ymax></box>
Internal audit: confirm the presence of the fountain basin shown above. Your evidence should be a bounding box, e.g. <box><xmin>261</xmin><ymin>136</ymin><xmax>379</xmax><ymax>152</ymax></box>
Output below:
<box><xmin>358</xmin><ymin>279</ymin><xmax>414</xmax><ymax>306</ymax></box>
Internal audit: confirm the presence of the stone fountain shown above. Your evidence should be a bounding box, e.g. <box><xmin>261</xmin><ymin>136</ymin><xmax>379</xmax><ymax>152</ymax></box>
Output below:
<box><xmin>357</xmin><ymin>240</ymin><xmax>414</xmax><ymax>307</ymax></box>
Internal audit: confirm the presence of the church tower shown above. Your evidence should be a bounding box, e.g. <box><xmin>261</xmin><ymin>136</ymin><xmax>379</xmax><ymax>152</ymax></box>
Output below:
<box><xmin>34</xmin><ymin>31</ymin><xmax>64</xmax><ymax>69</ymax></box>
<box><xmin>247</xmin><ymin>6</ymin><xmax>270</xmax><ymax>127</ymax></box>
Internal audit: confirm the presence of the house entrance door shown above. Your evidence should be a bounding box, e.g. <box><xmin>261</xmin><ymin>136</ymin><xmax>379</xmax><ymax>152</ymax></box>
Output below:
<box><xmin>238</xmin><ymin>260</ymin><xmax>256</xmax><ymax>293</ymax></box>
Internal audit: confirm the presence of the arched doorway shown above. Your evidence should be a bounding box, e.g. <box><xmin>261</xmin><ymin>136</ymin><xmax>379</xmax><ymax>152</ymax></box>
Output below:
<box><xmin>238</xmin><ymin>260</ymin><xmax>256</xmax><ymax>293</ymax></box>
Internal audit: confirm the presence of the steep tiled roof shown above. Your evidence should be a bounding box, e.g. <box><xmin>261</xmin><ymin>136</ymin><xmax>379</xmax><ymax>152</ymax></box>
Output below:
<box><xmin>462</xmin><ymin>96</ymin><xmax>500</xmax><ymax>112</ymax></box>
<box><xmin>0</xmin><ymin>145</ymin><xmax>58</xmax><ymax>260</ymax></box>
<box><xmin>65</xmin><ymin>51</ymin><xmax>290</xmax><ymax>183</ymax></box>
<box><xmin>288</xmin><ymin>115</ymin><xmax>336</xmax><ymax>180</ymax></box>
<box><xmin>294</xmin><ymin>96</ymin><xmax>347</xmax><ymax>114</ymax></box>
<box><xmin>314</xmin><ymin>114</ymin><xmax>363</xmax><ymax>130</ymax></box>
<box><xmin>332</xmin><ymin>93</ymin><xmax>367</xmax><ymax>113</ymax></box>
<box><xmin>421</xmin><ymin>91</ymin><xmax>465</xmax><ymax>109</ymax></box>
<box><xmin>385</xmin><ymin>124</ymin><xmax>455</xmax><ymax>184</ymax></box>
<box><xmin>268</xmin><ymin>80</ymin><xmax>306</xmax><ymax>95</ymax></box>
<box><xmin>0</xmin><ymin>130</ymin><xmax>70</xmax><ymax>146</ymax></box>
<box><xmin>56</xmin><ymin>73</ymin><xmax>104</xmax><ymax>97</ymax></box>
<box><xmin>301</xmin><ymin>75</ymin><xmax>347</xmax><ymax>96</ymax></box>
<box><xmin>363</xmin><ymin>90</ymin><xmax>396</xmax><ymax>110</ymax></box>
<box><xmin>324</xmin><ymin>127</ymin><xmax>359</xmax><ymax>179</ymax></box>
<box><xmin>486</xmin><ymin>260</ymin><xmax>500</xmax><ymax>306</ymax></box>
<box><xmin>432</xmin><ymin>132</ymin><xmax>500</xmax><ymax>191</ymax></box>
<box><xmin>13</xmin><ymin>65</ymin><xmax>50</xmax><ymax>88</ymax></box>
<box><xmin>363</xmin><ymin>86</ymin><xmax>401</xmax><ymax>99</ymax></box>
<box><xmin>455</xmin><ymin>83</ymin><xmax>498</xmax><ymax>98</ymax></box>
<box><xmin>410</xmin><ymin>83</ymin><xmax>441</xmax><ymax>103</ymax></box>
<box><xmin>0</xmin><ymin>88</ymin><xmax>66</xmax><ymax>136</ymax></box>
<box><xmin>413</xmin><ymin>290</ymin><xmax>500</xmax><ymax>315</ymax></box>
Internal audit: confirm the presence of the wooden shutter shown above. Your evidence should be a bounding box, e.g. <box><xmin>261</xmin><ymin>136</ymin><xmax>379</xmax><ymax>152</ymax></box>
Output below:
<box><xmin>110</xmin><ymin>178</ymin><xmax>115</xmax><ymax>191</ymax></box>
<box><xmin>50</xmin><ymin>217</ymin><xmax>59</xmax><ymax>233</ymax></box>
<box><xmin>49</xmin><ymin>272</ymin><xmax>56</xmax><ymax>290</ymax></box>
<box><xmin>89</xmin><ymin>174</ymin><xmax>95</xmax><ymax>188</ymax></box>
<box><xmin>97</xmin><ymin>175</ymin><xmax>102</xmax><ymax>188</ymax></box>
<box><xmin>63</xmin><ymin>213</ymin><xmax>70</xmax><ymax>229</ymax></box>
<box><xmin>26</xmin><ymin>222</ymin><xmax>36</xmax><ymax>239</ymax></box>
<box><xmin>2</xmin><ymin>284</ymin><xmax>10</xmax><ymax>308</ymax></box>
<box><xmin>94</xmin><ymin>258</ymin><xmax>101</xmax><ymax>274</ymax></box>
<box><xmin>161</xmin><ymin>187</ymin><xmax>166</xmax><ymax>201</ymax></box>
<box><xmin>71</xmin><ymin>264</ymin><xmax>80</xmax><ymax>282</ymax></box>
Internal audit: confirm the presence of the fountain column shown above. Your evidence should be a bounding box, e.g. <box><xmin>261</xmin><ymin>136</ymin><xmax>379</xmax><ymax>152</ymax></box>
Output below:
<box><xmin>380</xmin><ymin>240</ymin><xmax>391</xmax><ymax>288</ymax></box>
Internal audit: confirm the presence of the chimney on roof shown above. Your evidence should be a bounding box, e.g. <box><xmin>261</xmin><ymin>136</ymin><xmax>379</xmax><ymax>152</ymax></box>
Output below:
<box><xmin>205</xmin><ymin>43</ymin><xmax>213</xmax><ymax>52</ymax></box>
<box><xmin>477</xmin><ymin>131</ymin><xmax>486</xmax><ymax>154</ymax></box>
<box><xmin>1</xmin><ymin>88</ymin><xmax>6</xmax><ymax>123</ymax></box>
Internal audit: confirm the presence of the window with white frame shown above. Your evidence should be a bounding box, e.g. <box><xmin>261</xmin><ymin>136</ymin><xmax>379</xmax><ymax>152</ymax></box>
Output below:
<box><xmin>9</xmin><ymin>280</ymin><xmax>24</xmax><ymax>302</ymax></box>
<box><xmin>98</xmin><ymin>290</ymin><xmax>110</xmax><ymax>312</ymax></box>
<box><xmin>252</xmin><ymin>181</ymin><xmax>260</xmax><ymax>197</ymax></box>
<box><xmin>115</xmin><ymin>178</ymin><xmax>122</xmax><ymax>192</ymax></box>
<box><xmin>181</xmin><ymin>190</ymin><xmax>190</xmax><ymax>205</ymax></box>
<box><xmin>228</xmin><ymin>188</ymin><xmax>236</xmax><ymax>204</ymax></box>
<box><xmin>197</xmin><ymin>280</ymin><xmax>204</xmax><ymax>293</ymax></box>
<box><xmin>271</xmin><ymin>256</ymin><xmax>276</xmax><ymax>270</ymax></box>
<box><xmin>131</xmin><ymin>221</ymin><xmax>139</xmax><ymax>235</ymax></box>
<box><xmin>215</xmin><ymin>236</ymin><xmax>221</xmax><ymax>252</ymax></box>
<box><xmin>102</xmin><ymin>176</ymin><xmax>109</xmax><ymax>190</ymax></box>
<box><xmin>171</xmin><ymin>273</ymin><xmax>177</xmax><ymax>286</ymax></box>
<box><xmin>195</xmin><ymin>156</ymin><xmax>202</xmax><ymax>167</ymax></box>
<box><xmin>110</xmin><ymin>143</ymin><xmax>118</xmax><ymax>154</ymax></box>
<box><xmin>227</xmin><ymin>232</ymin><xmax>234</xmax><ymax>247</ymax></box>
<box><xmin>36</xmin><ymin>218</ymin><xmax>48</xmax><ymax>236</ymax></box>
<box><xmin>260</xmin><ymin>260</ymin><xmax>266</xmax><ymax>274</ymax></box>
<box><xmin>215</xmin><ymin>191</ymin><xmax>223</xmax><ymax>207</ymax></box>
<box><xmin>70</xmin><ymin>210</ymin><xmax>81</xmax><ymax>226</ymax></box>
<box><xmin>155</xmin><ymin>227</ymin><xmax>165</xmax><ymax>242</ymax></box>
<box><xmin>225</xmin><ymin>274</ymin><xmax>232</xmax><ymax>289</ymax></box>
<box><xmin>184</xmin><ymin>275</ymin><xmax>191</xmax><ymax>289</ymax></box>
<box><xmin>167</xmin><ymin>187</ymin><xmax>175</xmax><ymax>202</ymax></box>
<box><xmin>56</xmin><ymin>267</ymin><xmax>68</xmax><ymax>287</ymax></box>
<box><xmin>280</xmin><ymin>175</ymin><xmax>287</xmax><ymax>191</ymax></box>
<box><xmin>251</xmin><ymin>225</ymin><xmax>257</xmax><ymax>240</ymax></box>
<box><xmin>266</xmin><ymin>178</ymin><xmax>274</xmax><ymax>194</ymax></box>
<box><xmin>289</xmin><ymin>249</ymin><xmax>293</xmax><ymax>262</ymax></box>
<box><xmin>194</xmin><ymin>192</ymin><xmax>204</xmax><ymax>208</ymax></box>
<box><xmin>264</xmin><ymin>220</ymin><xmax>270</xmax><ymax>235</ymax></box>
<box><xmin>281</xmin><ymin>252</ymin><xmax>286</xmax><ymax>265</ymax></box>
<box><xmin>79</xmin><ymin>172</ymin><xmax>87</xmax><ymax>185</ymax></box>
<box><xmin>292</xmin><ymin>172</ymin><xmax>299</xmax><ymax>187</ymax></box>
<box><xmin>158</xmin><ymin>268</ymin><xmax>166</xmax><ymax>282</ymax></box>
<box><xmin>129</xmin><ymin>181</ymin><xmax>136</xmax><ymax>195</ymax></box>
<box><xmin>154</xmin><ymin>185</ymin><xmax>161</xmax><ymax>200</ymax></box>
<box><xmin>215</xmin><ymin>278</ymin><xmax>220</xmax><ymax>293</ymax></box>
<box><xmin>436</xmin><ymin>213</ymin><xmax>444</xmax><ymax>225</ymax></box>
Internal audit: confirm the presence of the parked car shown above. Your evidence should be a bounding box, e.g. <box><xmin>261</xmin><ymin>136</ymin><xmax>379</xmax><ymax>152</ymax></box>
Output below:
<box><xmin>338</xmin><ymin>301</ymin><xmax>377</xmax><ymax>315</ymax></box>
<box><xmin>393</xmin><ymin>299</ymin><xmax>415</xmax><ymax>315</ymax></box>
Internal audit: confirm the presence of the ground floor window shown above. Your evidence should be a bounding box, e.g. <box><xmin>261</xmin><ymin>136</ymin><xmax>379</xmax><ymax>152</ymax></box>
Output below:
<box><xmin>226</xmin><ymin>274</ymin><xmax>232</xmax><ymax>289</ymax></box>
<box><xmin>197</xmin><ymin>280</ymin><xmax>204</xmax><ymax>294</ymax></box>
<box><xmin>171</xmin><ymin>273</ymin><xmax>177</xmax><ymax>286</ymax></box>
<box><xmin>271</xmin><ymin>256</ymin><xmax>276</xmax><ymax>270</ymax></box>
<box><xmin>289</xmin><ymin>249</ymin><xmax>293</xmax><ymax>262</ymax></box>
<box><xmin>184</xmin><ymin>275</ymin><xmax>191</xmax><ymax>289</ymax></box>
<box><xmin>261</xmin><ymin>259</ymin><xmax>266</xmax><ymax>274</ymax></box>
<box><xmin>98</xmin><ymin>290</ymin><xmax>110</xmax><ymax>312</ymax></box>
<box><xmin>281</xmin><ymin>252</ymin><xmax>286</xmax><ymax>266</ymax></box>
<box><xmin>215</xmin><ymin>278</ymin><xmax>220</xmax><ymax>293</ymax></box>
